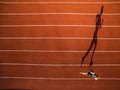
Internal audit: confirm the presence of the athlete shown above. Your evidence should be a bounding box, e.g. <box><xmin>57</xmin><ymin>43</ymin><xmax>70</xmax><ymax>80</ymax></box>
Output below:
<box><xmin>80</xmin><ymin>69</ymin><xmax>100</xmax><ymax>80</ymax></box>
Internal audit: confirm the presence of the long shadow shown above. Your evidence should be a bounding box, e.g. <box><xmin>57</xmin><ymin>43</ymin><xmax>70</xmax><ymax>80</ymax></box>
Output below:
<box><xmin>81</xmin><ymin>6</ymin><xmax>104</xmax><ymax>67</ymax></box>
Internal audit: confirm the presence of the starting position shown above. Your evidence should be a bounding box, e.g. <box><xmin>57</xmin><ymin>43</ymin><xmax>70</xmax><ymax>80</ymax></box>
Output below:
<box><xmin>80</xmin><ymin>69</ymin><xmax>100</xmax><ymax>80</ymax></box>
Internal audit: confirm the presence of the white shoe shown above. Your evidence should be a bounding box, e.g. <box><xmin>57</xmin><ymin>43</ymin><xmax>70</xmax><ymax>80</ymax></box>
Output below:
<box><xmin>94</xmin><ymin>76</ymin><xmax>100</xmax><ymax>80</ymax></box>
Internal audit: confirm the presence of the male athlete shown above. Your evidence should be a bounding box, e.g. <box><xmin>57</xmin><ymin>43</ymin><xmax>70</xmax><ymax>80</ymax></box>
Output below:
<box><xmin>80</xmin><ymin>68</ymin><xmax>100</xmax><ymax>80</ymax></box>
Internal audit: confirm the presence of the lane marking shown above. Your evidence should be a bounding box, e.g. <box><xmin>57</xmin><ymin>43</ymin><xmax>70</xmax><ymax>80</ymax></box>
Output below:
<box><xmin>0</xmin><ymin>13</ymin><xmax>120</xmax><ymax>15</ymax></box>
<box><xmin>0</xmin><ymin>50</ymin><xmax>120</xmax><ymax>53</ymax></box>
<box><xmin>0</xmin><ymin>1</ymin><xmax>120</xmax><ymax>4</ymax></box>
<box><xmin>0</xmin><ymin>63</ymin><xmax>120</xmax><ymax>67</ymax></box>
<box><xmin>0</xmin><ymin>37</ymin><xmax>120</xmax><ymax>40</ymax></box>
<box><xmin>0</xmin><ymin>77</ymin><xmax>120</xmax><ymax>80</ymax></box>
<box><xmin>0</xmin><ymin>25</ymin><xmax>120</xmax><ymax>27</ymax></box>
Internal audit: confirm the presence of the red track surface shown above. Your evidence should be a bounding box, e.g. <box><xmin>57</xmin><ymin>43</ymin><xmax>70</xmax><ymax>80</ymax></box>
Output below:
<box><xmin>0</xmin><ymin>0</ymin><xmax>120</xmax><ymax>90</ymax></box>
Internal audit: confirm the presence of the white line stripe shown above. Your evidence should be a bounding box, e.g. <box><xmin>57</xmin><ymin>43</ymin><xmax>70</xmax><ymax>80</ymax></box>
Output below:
<box><xmin>0</xmin><ymin>50</ymin><xmax>120</xmax><ymax>53</ymax></box>
<box><xmin>0</xmin><ymin>2</ymin><xmax>120</xmax><ymax>4</ymax></box>
<box><xmin>0</xmin><ymin>77</ymin><xmax>120</xmax><ymax>80</ymax></box>
<box><xmin>0</xmin><ymin>37</ymin><xmax>120</xmax><ymax>40</ymax></box>
<box><xmin>0</xmin><ymin>63</ymin><xmax>120</xmax><ymax>67</ymax></box>
<box><xmin>0</xmin><ymin>25</ymin><xmax>120</xmax><ymax>28</ymax></box>
<box><xmin>0</xmin><ymin>13</ymin><xmax>120</xmax><ymax>15</ymax></box>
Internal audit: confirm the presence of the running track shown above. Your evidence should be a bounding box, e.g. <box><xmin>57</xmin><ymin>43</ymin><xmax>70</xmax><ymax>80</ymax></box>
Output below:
<box><xmin>0</xmin><ymin>0</ymin><xmax>120</xmax><ymax>90</ymax></box>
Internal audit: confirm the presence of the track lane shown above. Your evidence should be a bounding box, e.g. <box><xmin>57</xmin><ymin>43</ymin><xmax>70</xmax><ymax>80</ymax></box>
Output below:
<box><xmin>0</xmin><ymin>79</ymin><xmax>119</xmax><ymax>90</ymax></box>
<box><xmin>0</xmin><ymin>4</ymin><xmax>119</xmax><ymax>13</ymax></box>
<box><xmin>0</xmin><ymin>15</ymin><xmax>119</xmax><ymax>25</ymax></box>
<box><xmin>0</xmin><ymin>39</ymin><xmax>120</xmax><ymax>50</ymax></box>
<box><xmin>0</xmin><ymin>52</ymin><xmax>120</xmax><ymax>64</ymax></box>
<box><xmin>0</xmin><ymin>27</ymin><xmax>120</xmax><ymax>38</ymax></box>
<box><xmin>0</xmin><ymin>65</ymin><xmax>120</xmax><ymax>78</ymax></box>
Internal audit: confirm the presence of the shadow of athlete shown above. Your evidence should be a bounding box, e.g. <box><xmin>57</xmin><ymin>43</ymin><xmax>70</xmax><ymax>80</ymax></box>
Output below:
<box><xmin>81</xmin><ymin>6</ymin><xmax>104</xmax><ymax>67</ymax></box>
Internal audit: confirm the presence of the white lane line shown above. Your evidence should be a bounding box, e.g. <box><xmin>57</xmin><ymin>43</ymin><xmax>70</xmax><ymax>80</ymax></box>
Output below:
<box><xmin>0</xmin><ymin>63</ymin><xmax>120</xmax><ymax>67</ymax></box>
<box><xmin>0</xmin><ymin>25</ymin><xmax>120</xmax><ymax>27</ymax></box>
<box><xmin>0</xmin><ymin>13</ymin><xmax>120</xmax><ymax>15</ymax></box>
<box><xmin>0</xmin><ymin>2</ymin><xmax>120</xmax><ymax>4</ymax></box>
<box><xmin>0</xmin><ymin>77</ymin><xmax>120</xmax><ymax>80</ymax></box>
<box><xmin>0</xmin><ymin>37</ymin><xmax>120</xmax><ymax>40</ymax></box>
<box><xmin>0</xmin><ymin>50</ymin><xmax>120</xmax><ymax>53</ymax></box>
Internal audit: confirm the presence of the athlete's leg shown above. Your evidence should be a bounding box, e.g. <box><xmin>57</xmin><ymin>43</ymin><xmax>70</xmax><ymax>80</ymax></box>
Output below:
<box><xmin>80</xmin><ymin>72</ymin><xmax>88</xmax><ymax>75</ymax></box>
